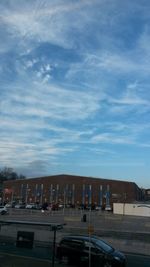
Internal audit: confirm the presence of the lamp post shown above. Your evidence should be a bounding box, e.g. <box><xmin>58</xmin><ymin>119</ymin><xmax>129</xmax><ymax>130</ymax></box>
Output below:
<box><xmin>87</xmin><ymin>185</ymin><xmax>93</xmax><ymax>267</ymax></box>
<box><xmin>40</xmin><ymin>184</ymin><xmax>43</xmax><ymax>205</ymax></box>
<box><xmin>123</xmin><ymin>193</ymin><xmax>127</xmax><ymax>216</ymax></box>
<box><xmin>63</xmin><ymin>188</ymin><xmax>66</xmax><ymax>215</ymax></box>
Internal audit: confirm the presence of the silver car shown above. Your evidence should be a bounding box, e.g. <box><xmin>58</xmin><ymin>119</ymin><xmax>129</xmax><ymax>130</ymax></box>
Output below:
<box><xmin>0</xmin><ymin>206</ymin><xmax>8</xmax><ymax>215</ymax></box>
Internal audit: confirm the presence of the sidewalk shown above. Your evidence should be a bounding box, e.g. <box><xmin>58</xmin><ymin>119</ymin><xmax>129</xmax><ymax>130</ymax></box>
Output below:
<box><xmin>0</xmin><ymin>252</ymin><xmax>65</xmax><ymax>267</ymax></box>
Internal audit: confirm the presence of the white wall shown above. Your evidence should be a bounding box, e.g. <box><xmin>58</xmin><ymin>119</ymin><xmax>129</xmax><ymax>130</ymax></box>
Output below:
<box><xmin>113</xmin><ymin>203</ymin><xmax>150</xmax><ymax>217</ymax></box>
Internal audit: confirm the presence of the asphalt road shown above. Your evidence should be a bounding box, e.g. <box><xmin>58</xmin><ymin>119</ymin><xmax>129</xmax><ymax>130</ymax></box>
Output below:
<box><xmin>0</xmin><ymin>252</ymin><xmax>150</xmax><ymax>267</ymax></box>
<box><xmin>126</xmin><ymin>253</ymin><xmax>150</xmax><ymax>267</ymax></box>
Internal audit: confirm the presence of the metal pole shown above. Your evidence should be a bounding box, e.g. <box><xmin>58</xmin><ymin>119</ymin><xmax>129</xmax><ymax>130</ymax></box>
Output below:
<box><xmin>3</xmin><ymin>189</ymin><xmax>5</xmax><ymax>204</ymax></box>
<box><xmin>20</xmin><ymin>184</ymin><xmax>23</xmax><ymax>203</ymax></box>
<box><xmin>52</xmin><ymin>226</ymin><xmax>56</xmax><ymax>267</ymax></box>
<box><xmin>40</xmin><ymin>184</ymin><xmax>43</xmax><ymax>205</ymax></box>
<box><xmin>63</xmin><ymin>188</ymin><xmax>66</xmax><ymax>215</ymax></box>
<box><xmin>25</xmin><ymin>184</ymin><xmax>28</xmax><ymax>204</ymax></box>
<box><xmin>11</xmin><ymin>187</ymin><xmax>14</xmax><ymax>204</ymax></box>
<box><xmin>88</xmin><ymin>184</ymin><xmax>92</xmax><ymax>267</ymax></box>
<box><xmin>72</xmin><ymin>184</ymin><xmax>75</xmax><ymax>206</ymax></box>
<box><xmin>50</xmin><ymin>184</ymin><xmax>53</xmax><ymax>204</ymax></box>
<box><xmin>56</xmin><ymin>184</ymin><xmax>59</xmax><ymax>204</ymax></box>
<box><xmin>35</xmin><ymin>184</ymin><xmax>38</xmax><ymax>203</ymax></box>
<box><xmin>82</xmin><ymin>184</ymin><xmax>85</xmax><ymax>207</ymax></box>
<box><xmin>88</xmin><ymin>205</ymin><xmax>91</xmax><ymax>267</ymax></box>
<box><xmin>99</xmin><ymin>185</ymin><xmax>103</xmax><ymax>208</ymax></box>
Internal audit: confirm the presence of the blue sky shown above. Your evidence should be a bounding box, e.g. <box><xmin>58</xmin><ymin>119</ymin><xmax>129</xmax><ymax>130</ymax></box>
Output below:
<box><xmin>0</xmin><ymin>0</ymin><xmax>150</xmax><ymax>188</ymax></box>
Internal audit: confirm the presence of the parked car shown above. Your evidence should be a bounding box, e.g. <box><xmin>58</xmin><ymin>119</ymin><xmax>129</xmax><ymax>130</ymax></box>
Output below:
<box><xmin>5</xmin><ymin>202</ymin><xmax>16</xmax><ymax>208</ymax></box>
<box><xmin>56</xmin><ymin>235</ymin><xmax>126</xmax><ymax>267</ymax></box>
<box><xmin>14</xmin><ymin>203</ymin><xmax>25</xmax><ymax>209</ymax></box>
<box><xmin>0</xmin><ymin>206</ymin><xmax>8</xmax><ymax>215</ymax></box>
<box><xmin>5</xmin><ymin>203</ymin><xmax>12</xmax><ymax>208</ymax></box>
<box><xmin>26</xmin><ymin>203</ymin><xmax>37</xmax><ymax>209</ymax></box>
<box><xmin>95</xmin><ymin>206</ymin><xmax>102</xmax><ymax>211</ymax></box>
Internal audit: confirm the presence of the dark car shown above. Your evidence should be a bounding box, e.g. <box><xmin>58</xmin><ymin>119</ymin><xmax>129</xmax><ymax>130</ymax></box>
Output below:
<box><xmin>56</xmin><ymin>235</ymin><xmax>126</xmax><ymax>267</ymax></box>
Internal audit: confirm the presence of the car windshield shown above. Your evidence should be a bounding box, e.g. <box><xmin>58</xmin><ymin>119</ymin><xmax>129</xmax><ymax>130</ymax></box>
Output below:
<box><xmin>93</xmin><ymin>239</ymin><xmax>114</xmax><ymax>253</ymax></box>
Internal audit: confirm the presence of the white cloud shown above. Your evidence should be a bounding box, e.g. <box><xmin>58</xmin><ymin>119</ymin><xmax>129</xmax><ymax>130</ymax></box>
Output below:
<box><xmin>24</xmin><ymin>59</ymin><xmax>38</xmax><ymax>69</ymax></box>
<box><xmin>104</xmin><ymin>81</ymin><xmax>150</xmax><ymax>116</ymax></box>
<box><xmin>108</xmin><ymin>95</ymin><xmax>149</xmax><ymax>106</ymax></box>
<box><xmin>85</xmin><ymin>48</ymin><xmax>150</xmax><ymax>76</ymax></box>
<box><xmin>89</xmin><ymin>147</ymin><xmax>116</xmax><ymax>155</ymax></box>
<box><xmin>140</xmin><ymin>143</ymin><xmax>150</xmax><ymax>148</ymax></box>
<box><xmin>103</xmin><ymin>121</ymin><xmax>150</xmax><ymax>134</ymax></box>
<box><xmin>0</xmin><ymin>136</ymin><xmax>77</xmax><ymax>169</ymax></box>
<box><xmin>42</xmin><ymin>74</ymin><xmax>51</xmax><ymax>83</ymax></box>
<box><xmin>0</xmin><ymin>0</ymin><xmax>98</xmax><ymax>50</ymax></box>
<box><xmin>0</xmin><ymin>82</ymin><xmax>101</xmax><ymax>121</ymax></box>
<box><xmin>92</xmin><ymin>133</ymin><xmax>134</xmax><ymax>145</ymax></box>
<box><xmin>84</xmin><ymin>52</ymin><xmax>137</xmax><ymax>73</ymax></box>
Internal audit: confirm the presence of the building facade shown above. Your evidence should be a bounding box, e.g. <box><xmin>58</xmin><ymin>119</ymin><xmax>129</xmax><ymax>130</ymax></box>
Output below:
<box><xmin>3</xmin><ymin>174</ymin><xmax>142</xmax><ymax>208</ymax></box>
<box><xmin>144</xmin><ymin>189</ymin><xmax>150</xmax><ymax>201</ymax></box>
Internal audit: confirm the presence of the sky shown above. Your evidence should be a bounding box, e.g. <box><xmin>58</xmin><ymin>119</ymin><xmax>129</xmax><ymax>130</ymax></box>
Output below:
<box><xmin>0</xmin><ymin>0</ymin><xmax>150</xmax><ymax>188</ymax></box>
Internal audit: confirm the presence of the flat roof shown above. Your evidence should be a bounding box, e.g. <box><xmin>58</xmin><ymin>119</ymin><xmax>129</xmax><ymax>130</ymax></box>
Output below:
<box><xmin>0</xmin><ymin>220</ymin><xmax>65</xmax><ymax>229</ymax></box>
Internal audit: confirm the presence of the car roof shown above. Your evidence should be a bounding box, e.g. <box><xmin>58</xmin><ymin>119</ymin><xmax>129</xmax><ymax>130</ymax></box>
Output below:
<box><xmin>61</xmin><ymin>235</ymin><xmax>100</xmax><ymax>242</ymax></box>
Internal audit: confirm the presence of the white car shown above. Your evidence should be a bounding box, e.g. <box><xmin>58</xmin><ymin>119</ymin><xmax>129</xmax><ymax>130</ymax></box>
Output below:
<box><xmin>26</xmin><ymin>203</ymin><xmax>36</xmax><ymax>209</ymax></box>
<box><xmin>95</xmin><ymin>206</ymin><xmax>102</xmax><ymax>211</ymax></box>
<box><xmin>0</xmin><ymin>206</ymin><xmax>8</xmax><ymax>215</ymax></box>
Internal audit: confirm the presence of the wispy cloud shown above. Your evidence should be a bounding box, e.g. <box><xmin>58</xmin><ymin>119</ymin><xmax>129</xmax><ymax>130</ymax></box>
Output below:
<box><xmin>0</xmin><ymin>0</ymin><xmax>98</xmax><ymax>51</ymax></box>
<box><xmin>108</xmin><ymin>83</ymin><xmax>150</xmax><ymax>106</ymax></box>
<box><xmin>0</xmin><ymin>82</ymin><xmax>100</xmax><ymax>121</ymax></box>
<box><xmin>91</xmin><ymin>133</ymin><xmax>134</xmax><ymax>145</ymax></box>
<box><xmin>88</xmin><ymin>147</ymin><xmax>116</xmax><ymax>155</ymax></box>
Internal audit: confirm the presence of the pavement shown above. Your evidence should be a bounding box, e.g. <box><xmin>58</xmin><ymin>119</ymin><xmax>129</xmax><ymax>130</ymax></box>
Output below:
<box><xmin>0</xmin><ymin>253</ymin><xmax>49</xmax><ymax>267</ymax></box>
<box><xmin>0</xmin><ymin>252</ymin><xmax>64</xmax><ymax>267</ymax></box>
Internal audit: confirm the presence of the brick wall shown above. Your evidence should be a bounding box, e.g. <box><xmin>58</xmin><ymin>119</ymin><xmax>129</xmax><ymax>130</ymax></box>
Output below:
<box><xmin>3</xmin><ymin>174</ymin><xmax>141</xmax><ymax>207</ymax></box>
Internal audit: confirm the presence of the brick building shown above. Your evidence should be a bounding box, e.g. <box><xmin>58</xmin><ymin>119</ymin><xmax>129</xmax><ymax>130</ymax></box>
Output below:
<box><xmin>3</xmin><ymin>174</ymin><xmax>142</xmax><ymax>209</ymax></box>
